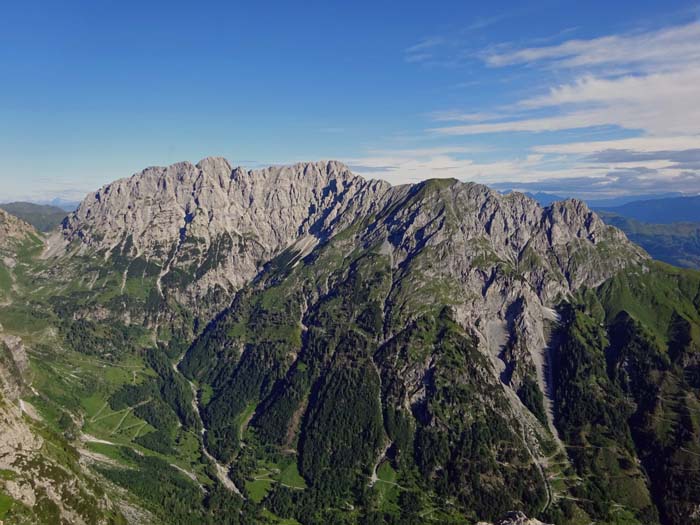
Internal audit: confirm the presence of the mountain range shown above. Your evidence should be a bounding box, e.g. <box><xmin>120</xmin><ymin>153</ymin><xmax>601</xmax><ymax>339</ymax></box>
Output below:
<box><xmin>596</xmin><ymin>195</ymin><xmax>700</xmax><ymax>224</ymax></box>
<box><xmin>517</xmin><ymin>194</ymin><xmax>700</xmax><ymax>270</ymax></box>
<box><xmin>0</xmin><ymin>158</ymin><xmax>699</xmax><ymax>525</ymax></box>
<box><xmin>0</xmin><ymin>202</ymin><xmax>69</xmax><ymax>233</ymax></box>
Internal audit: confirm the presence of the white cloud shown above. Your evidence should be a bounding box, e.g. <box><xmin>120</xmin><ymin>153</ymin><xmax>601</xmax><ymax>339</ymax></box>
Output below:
<box><xmin>432</xmin><ymin>67</ymin><xmax>700</xmax><ymax>137</ymax></box>
<box><xmin>533</xmin><ymin>136</ymin><xmax>700</xmax><ymax>155</ymax></box>
<box><xmin>405</xmin><ymin>38</ymin><xmax>444</xmax><ymax>54</ymax></box>
<box><xmin>396</xmin><ymin>20</ymin><xmax>700</xmax><ymax>197</ymax></box>
<box><xmin>404</xmin><ymin>37</ymin><xmax>444</xmax><ymax>63</ymax></box>
<box><xmin>346</xmin><ymin>148</ymin><xmax>598</xmax><ymax>187</ymax></box>
<box><xmin>482</xmin><ymin>22</ymin><xmax>700</xmax><ymax>136</ymax></box>
<box><xmin>484</xmin><ymin>21</ymin><xmax>700</xmax><ymax>71</ymax></box>
<box><xmin>430</xmin><ymin>110</ymin><xmax>614</xmax><ymax>135</ymax></box>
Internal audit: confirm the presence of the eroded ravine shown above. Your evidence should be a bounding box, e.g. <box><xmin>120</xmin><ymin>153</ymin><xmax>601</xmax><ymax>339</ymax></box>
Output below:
<box><xmin>173</xmin><ymin>354</ymin><xmax>244</xmax><ymax>497</ymax></box>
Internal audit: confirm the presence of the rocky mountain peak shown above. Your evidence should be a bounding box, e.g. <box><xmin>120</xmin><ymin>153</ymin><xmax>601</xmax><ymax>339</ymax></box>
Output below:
<box><xmin>49</xmin><ymin>158</ymin><xmax>393</xmax><ymax>318</ymax></box>
<box><xmin>47</xmin><ymin>159</ymin><xmax>647</xmax><ymax>325</ymax></box>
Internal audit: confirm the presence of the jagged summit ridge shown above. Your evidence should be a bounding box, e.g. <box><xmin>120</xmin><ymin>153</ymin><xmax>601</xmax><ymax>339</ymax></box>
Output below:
<box><xmin>50</xmin><ymin>158</ymin><xmax>393</xmax><ymax>317</ymax></box>
<box><xmin>61</xmin><ymin>158</ymin><xmax>387</xmax><ymax>257</ymax></box>
<box><xmin>50</xmin><ymin>157</ymin><xmax>647</xmax><ymax>324</ymax></box>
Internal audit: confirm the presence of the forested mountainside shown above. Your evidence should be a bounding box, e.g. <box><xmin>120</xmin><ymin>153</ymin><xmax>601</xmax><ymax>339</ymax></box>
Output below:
<box><xmin>0</xmin><ymin>159</ymin><xmax>698</xmax><ymax>524</ymax></box>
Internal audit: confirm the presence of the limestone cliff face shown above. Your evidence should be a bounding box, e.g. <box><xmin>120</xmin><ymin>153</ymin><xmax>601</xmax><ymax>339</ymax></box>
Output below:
<box><xmin>61</xmin><ymin>158</ymin><xmax>390</xmax><ymax>258</ymax></box>
<box><xmin>313</xmin><ymin>178</ymin><xmax>646</xmax><ymax>405</ymax></box>
<box><xmin>38</xmin><ymin>157</ymin><xmax>654</xmax><ymax>520</ymax></box>
<box><xmin>52</xmin><ymin>159</ymin><xmax>647</xmax><ymax>403</ymax></box>
<box><xmin>53</xmin><ymin>160</ymin><xmax>648</xmax><ymax>445</ymax></box>
<box><xmin>53</xmin><ymin>159</ymin><xmax>644</xmax><ymax>314</ymax></box>
<box><xmin>52</xmin><ymin>158</ymin><xmax>391</xmax><ymax>319</ymax></box>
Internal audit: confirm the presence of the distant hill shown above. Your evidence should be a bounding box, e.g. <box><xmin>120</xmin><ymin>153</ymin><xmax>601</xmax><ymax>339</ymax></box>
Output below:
<box><xmin>518</xmin><ymin>191</ymin><xmax>686</xmax><ymax>209</ymax></box>
<box><xmin>598</xmin><ymin>211</ymin><xmax>700</xmax><ymax>269</ymax></box>
<box><xmin>44</xmin><ymin>198</ymin><xmax>80</xmax><ymax>212</ymax></box>
<box><xmin>0</xmin><ymin>202</ymin><xmax>68</xmax><ymax>232</ymax></box>
<box><xmin>596</xmin><ymin>195</ymin><xmax>700</xmax><ymax>223</ymax></box>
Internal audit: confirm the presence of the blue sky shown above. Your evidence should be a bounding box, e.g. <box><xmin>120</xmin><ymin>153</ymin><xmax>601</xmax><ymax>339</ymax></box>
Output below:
<box><xmin>2</xmin><ymin>0</ymin><xmax>699</xmax><ymax>201</ymax></box>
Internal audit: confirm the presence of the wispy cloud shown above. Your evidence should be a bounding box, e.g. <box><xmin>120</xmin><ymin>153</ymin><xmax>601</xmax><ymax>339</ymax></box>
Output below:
<box><xmin>403</xmin><ymin>10</ymin><xmax>529</xmax><ymax>65</ymax></box>
<box><xmin>491</xmin><ymin>168</ymin><xmax>700</xmax><ymax>199</ymax></box>
<box><xmin>346</xmin><ymin>147</ymin><xmax>594</xmax><ymax>187</ymax></box>
<box><xmin>418</xmin><ymin>20</ymin><xmax>700</xmax><ymax>197</ymax></box>
<box><xmin>385</xmin><ymin>16</ymin><xmax>700</xmax><ymax>198</ymax></box>
<box><xmin>405</xmin><ymin>37</ymin><xmax>445</xmax><ymax>54</ymax></box>
<box><xmin>433</xmin><ymin>57</ymin><xmax>700</xmax><ymax>137</ymax></box>
<box><xmin>404</xmin><ymin>37</ymin><xmax>445</xmax><ymax>64</ymax></box>
<box><xmin>464</xmin><ymin>12</ymin><xmax>516</xmax><ymax>32</ymax></box>
<box><xmin>483</xmin><ymin>21</ymin><xmax>700</xmax><ymax>71</ymax></box>
<box><xmin>533</xmin><ymin>136</ymin><xmax>700</xmax><ymax>155</ymax></box>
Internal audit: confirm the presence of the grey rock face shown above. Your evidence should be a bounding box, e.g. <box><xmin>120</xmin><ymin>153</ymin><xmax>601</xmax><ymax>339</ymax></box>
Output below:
<box><xmin>61</xmin><ymin>164</ymin><xmax>643</xmax><ymax>376</ymax></box>
<box><xmin>55</xmin><ymin>160</ymin><xmax>644</xmax><ymax>309</ymax></box>
<box><xmin>48</xmin><ymin>158</ymin><xmax>650</xmax><ymax>510</ymax></box>
<box><xmin>54</xmin><ymin>158</ymin><xmax>392</xmax><ymax>319</ymax></box>
<box><xmin>53</xmin><ymin>160</ymin><xmax>647</xmax><ymax>397</ymax></box>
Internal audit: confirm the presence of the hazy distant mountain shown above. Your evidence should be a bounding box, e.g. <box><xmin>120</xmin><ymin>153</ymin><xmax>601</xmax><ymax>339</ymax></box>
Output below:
<box><xmin>44</xmin><ymin>198</ymin><xmax>81</xmax><ymax>212</ymax></box>
<box><xmin>0</xmin><ymin>202</ymin><xmax>68</xmax><ymax>232</ymax></box>
<box><xmin>596</xmin><ymin>195</ymin><xmax>700</xmax><ymax>223</ymax></box>
<box><xmin>598</xmin><ymin>211</ymin><xmax>700</xmax><ymax>269</ymax></box>
<box><xmin>519</xmin><ymin>191</ymin><xmax>687</xmax><ymax>209</ymax></box>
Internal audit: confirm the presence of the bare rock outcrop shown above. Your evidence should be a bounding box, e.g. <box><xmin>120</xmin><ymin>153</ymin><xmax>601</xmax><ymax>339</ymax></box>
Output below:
<box><xmin>50</xmin><ymin>159</ymin><xmax>648</xmax><ymax>456</ymax></box>
<box><xmin>50</xmin><ymin>159</ymin><xmax>392</xmax><ymax>319</ymax></box>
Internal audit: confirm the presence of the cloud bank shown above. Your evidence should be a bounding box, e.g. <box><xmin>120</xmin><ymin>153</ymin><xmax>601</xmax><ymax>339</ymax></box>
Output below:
<box><xmin>387</xmin><ymin>20</ymin><xmax>700</xmax><ymax>198</ymax></box>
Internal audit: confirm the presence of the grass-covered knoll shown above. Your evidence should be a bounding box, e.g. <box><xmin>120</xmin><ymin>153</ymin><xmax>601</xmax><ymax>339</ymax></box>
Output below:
<box><xmin>596</xmin><ymin>261</ymin><xmax>700</xmax><ymax>344</ymax></box>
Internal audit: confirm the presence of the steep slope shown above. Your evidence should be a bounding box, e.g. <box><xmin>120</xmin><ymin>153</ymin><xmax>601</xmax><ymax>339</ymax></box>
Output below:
<box><xmin>167</xmin><ymin>172</ymin><xmax>645</xmax><ymax>523</ymax></box>
<box><xmin>0</xmin><ymin>210</ymin><xmax>42</xmax><ymax>303</ymax></box>
<box><xmin>0</xmin><ymin>216</ymin><xmax>132</xmax><ymax>524</ymax></box>
<box><xmin>550</xmin><ymin>263</ymin><xmax>700</xmax><ymax>524</ymax></box>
